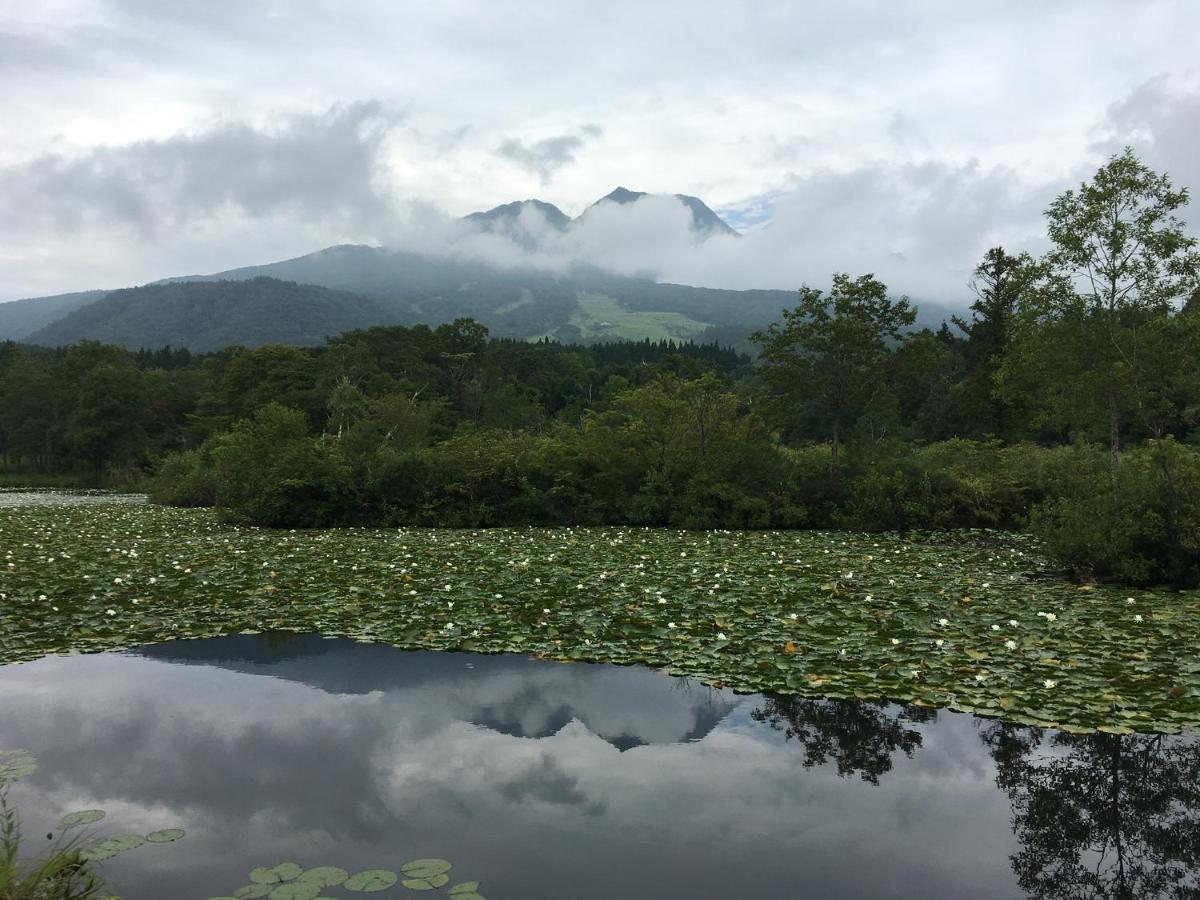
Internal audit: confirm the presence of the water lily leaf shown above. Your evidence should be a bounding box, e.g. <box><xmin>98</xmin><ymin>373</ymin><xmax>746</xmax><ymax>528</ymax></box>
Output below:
<box><xmin>402</xmin><ymin>874</ymin><xmax>450</xmax><ymax>891</ymax></box>
<box><xmin>343</xmin><ymin>869</ymin><xmax>398</xmax><ymax>892</ymax></box>
<box><xmin>449</xmin><ymin>882</ymin><xmax>483</xmax><ymax>898</ymax></box>
<box><xmin>146</xmin><ymin>827</ymin><xmax>186</xmax><ymax>842</ymax></box>
<box><xmin>0</xmin><ymin>750</ymin><xmax>37</xmax><ymax>781</ymax></box>
<box><xmin>233</xmin><ymin>887</ymin><xmax>274</xmax><ymax>900</ymax></box>
<box><xmin>81</xmin><ymin>833</ymin><xmax>145</xmax><ymax>860</ymax></box>
<box><xmin>297</xmin><ymin>867</ymin><xmax>348</xmax><ymax>887</ymax></box>
<box><xmin>268</xmin><ymin>885</ymin><xmax>319</xmax><ymax>900</ymax></box>
<box><xmin>249</xmin><ymin>868</ymin><xmax>283</xmax><ymax>885</ymax></box>
<box><xmin>61</xmin><ymin>809</ymin><xmax>106</xmax><ymax>828</ymax></box>
<box><xmin>400</xmin><ymin>858</ymin><xmax>452</xmax><ymax>879</ymax></box>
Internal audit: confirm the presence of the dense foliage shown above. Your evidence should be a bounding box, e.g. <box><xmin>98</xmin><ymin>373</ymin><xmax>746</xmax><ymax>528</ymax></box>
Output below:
<box><xmin>2</xmin><ymin>150</ymin><xmax>1199</xmax><ymax>585</ymax></box>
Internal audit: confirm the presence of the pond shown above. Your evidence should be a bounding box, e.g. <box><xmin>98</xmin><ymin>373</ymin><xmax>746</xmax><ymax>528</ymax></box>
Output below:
<box><xmin>2</xmin><ymin>634</ymin><xmax>1197</xmax><ymax>899</ymax></box>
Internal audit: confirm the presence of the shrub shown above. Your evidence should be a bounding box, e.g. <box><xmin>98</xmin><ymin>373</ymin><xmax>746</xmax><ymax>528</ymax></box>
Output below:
<box><xmin>1032</xmin><ymin>440</ymin><xmax>1200</xmax><ymax>587</ymax></box>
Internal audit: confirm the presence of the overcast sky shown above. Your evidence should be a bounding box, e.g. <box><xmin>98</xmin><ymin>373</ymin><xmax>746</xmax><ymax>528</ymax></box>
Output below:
<box><xmin>3</xmin><ymin>0</ymin><xmax>1200</xmax><ymax>304</ymax></box>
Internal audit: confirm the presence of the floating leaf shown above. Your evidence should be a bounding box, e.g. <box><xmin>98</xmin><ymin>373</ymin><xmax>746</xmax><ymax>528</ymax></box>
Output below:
<box><xmin>0</xmin><ymin>750</ymin><xmax>37</xmax><ymax>781</ymax></box>
<box><xmin>297</xmin><ymin>867</ymin><xmax>348</xmax><ymax>887</ymax></box>
<box><xmin>61</xmin><ymin>809</ymin><xmax>106</xmax><ymax>828</ymax></box>
<box><xmin>343</xmin><ymin>869</ymin><xmax>398</xmax><ymax>892</ymax></box>
<box><xmin>146</xmin><ymin>827</ymin><xmax>186</xmax><ymax>842</ymax></box>
<box><xmin>402</xmin><ymin>874</ymin><xmax>450</xmax><ymax>891</ymax></box>
<box><xmin>268</xmin><ymin>885</ymin><xmax>319</xmax><ymax>900</ymax></box>
<box><xmin>400</xmin><ymin>858</ymin><xmax>452</xmax><ymax>879</ymax></box>
<box><xmin>233</xmin><ymin>887</ymin><xmax>274</xmax><ymax>900</ymax></box>
<box><xmin>81</xmin><ymin>833</ymin><xmax>145</xmax><ymax>861</ymax></box>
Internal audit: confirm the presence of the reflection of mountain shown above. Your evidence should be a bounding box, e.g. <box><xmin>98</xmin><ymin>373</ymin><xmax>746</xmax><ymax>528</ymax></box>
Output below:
<box><xmin>133</xmin><ymin>633</ymin><xmax>738</xmax><ymax>750</ymax></box>
<box><xmin>982</xmin><ymin>724</ymin><xmax>1200</xmax><ymax>899</ymax></box>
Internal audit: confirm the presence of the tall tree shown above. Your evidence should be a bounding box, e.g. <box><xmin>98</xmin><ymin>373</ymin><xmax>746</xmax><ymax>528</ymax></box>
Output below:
<box><xmin>1020</xmin><ymin>148</ymin><xmax>1200</xmax><ymax>461</ymax></box>
<box><xmin>953</xmin><ymin>247</ymin><xmax>1031</xmax><ymax>437</ymax></box>
<box><xmin>753</xmin><ymin>273</ymin><xmax>915</xmax><ymax>481</ymax></box>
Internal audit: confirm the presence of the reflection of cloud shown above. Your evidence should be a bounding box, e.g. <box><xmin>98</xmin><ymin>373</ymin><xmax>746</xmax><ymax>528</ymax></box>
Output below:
<box><xmin>0</xmin><ymin>640</ymin><xmax>1021</xmax><ymax>899</ymax></box>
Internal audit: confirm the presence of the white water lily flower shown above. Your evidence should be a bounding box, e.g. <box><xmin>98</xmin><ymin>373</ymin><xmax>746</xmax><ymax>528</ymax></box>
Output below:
<box><xmin>890</xmin><ymin>638</ymin><xmax>900</xmax><ymax>645</ymax></box>
<box><xmin>1005</xmin><ymin>640</ymin><xmax>1017</xmax><ymax>650</ymax></box>
<box><xmin>668</xmin><ymin>622</ymin><xmax>677</xmax><ymax>629</ymax></box>
<box><xmin>1043</xmin><ymin>679</ymin><xmax>1057</xmax><ymax>689</ymax></box>
<box><xmin>975</xmin><ymin>674</ymin><xmax>987</xmax><ymax>682</ymax></box>
<box><xmin>1008</xmin><ymin>619</ymin><xmax>1018</xmax><ymax>627</ymax></box>
<box><xmin>938</xmin><ymin>618</ymin><xmax>949</xmax><ymax>626</ymax></box>
<box><xmin>105</xmin><ymin>609</ymin><xmax>116</xmax><ymax>616</ymax></box>
<box><xmin>1045</xmin><ymin>613</ymin><xmax>1057</xmax><ymax>622</ymax></box>
<box><xmin>991</xmin><ymin>624</ymin><xmax>1000</xmax><ymax>631</ymax></box>
<box><xmin>1126</xmin><ymin>597</ymin><xmax>1136</xmax><ymax>604</ymax></box>
<box><xmin>716</xmin><ymin>632</ymin><xmax>728</xmax><ymax>641</ymax></box>
<box><xmin>1134</xmin><ymin>614</ymin><xmax>1144</xmax><ymax>622</ymax></box>
<box><xmin>935</xmin><ymin>639</ymin><xmax>945</xmax><ymax>647</ymax></box>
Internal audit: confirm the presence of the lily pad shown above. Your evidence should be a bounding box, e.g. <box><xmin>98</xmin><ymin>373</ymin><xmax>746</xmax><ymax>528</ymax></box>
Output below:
<box><xmin>146</xmin><ymin>827</ymin><xmax>186</xmax><ymax>842</ymax></box>
<box><xmin>233</xmin><ymin>887</ymin><xmax>274</xmax><ymax>900</ymax></box>
<box><xmin>0</xmin><ymin>750</ymin><xmax>37</xmax><ymax>781</ymax></box>
<box><xmin>268</xmin><ymin>885</ymin><xmax>319</xmax><ymax>900</ymax></box>
<box><xmin>296</xmin><ymin>867</ymin><xmax>348</xmax><ymax>887</ymax></box>
<box><xmin>61</xmin><ymin>809</ymin><xmax>106</xmax><ymax>828</ymax></box>
<box><xmin>400</xmin><ymin>858</ymin><xmax>452</xmax><ymax>879</ymax></box>
<box><xmin>402</xmin><ymin>874</ymin><xmax>450</xmax><ymax>891</ymax></box>
<box><xmin>343</xmin><ymin>869</ymin><xmax>398</xmax><ymax>892</ymax></box>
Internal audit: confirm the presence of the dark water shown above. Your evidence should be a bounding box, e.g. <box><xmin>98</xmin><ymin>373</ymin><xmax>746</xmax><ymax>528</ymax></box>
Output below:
<box><xmin>0</xmin><ymin>635</ymin><xmax>1196</xmax><ymax>899</ymax></box>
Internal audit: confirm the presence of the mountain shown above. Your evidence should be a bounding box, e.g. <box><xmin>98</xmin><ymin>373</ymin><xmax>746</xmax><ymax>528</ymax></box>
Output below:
<box><xmin>25</xmin><ymin>277</ymin><xmax>397</xmax><ymax>351</ymax></box>
<box><xmin>0</xmin><ymin>289</ymin><xmax>109</xmax><ymax>341</ymax></box>
<box><xmin>12</xmin><ymin>242</ymin><xmax>956</xmax><ymax>352</ymax></box>
<box><xmin>585</xmin><ymin>187</ymin><xmax>740</xmax><ymax>238</ymax></box>
<box><xmin>464</xmin><ymin>199</ymin><xmax>571</xmax><ymax>233</ymax></box>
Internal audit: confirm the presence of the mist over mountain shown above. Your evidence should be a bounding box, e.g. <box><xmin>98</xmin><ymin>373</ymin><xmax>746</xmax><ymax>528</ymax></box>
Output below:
<box><xmin>3</xmin><ymin>186</ymin><xmax>954</xmax><ymax>352</ymax></box>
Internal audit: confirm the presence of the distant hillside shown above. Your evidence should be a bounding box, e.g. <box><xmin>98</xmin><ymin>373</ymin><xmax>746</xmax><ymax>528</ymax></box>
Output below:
<box><xmin>12</xmin><ymin>243</ymin><xmax>955</xmax><ymax>351</ymax></box>
<box><xmin>25</xmin><ymin>277</ymin><xmax>397</xmax><ymax>351</ymax></box>
<box><xmin>0</xmin><ymin>289</ymin><xmax>109</xmax><ymax>341</ymax></box>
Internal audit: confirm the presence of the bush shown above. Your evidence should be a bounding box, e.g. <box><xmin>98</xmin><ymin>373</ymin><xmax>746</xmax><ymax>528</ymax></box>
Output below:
<box><xmin>148</xmin><ymin>448</ymin><xmax>217</xmax><ymax>507</ymax></box>
<box><xmin>1032</xmin><ymin>440</ymin><xmax>1200</xmax><ymax>587</ymax></box>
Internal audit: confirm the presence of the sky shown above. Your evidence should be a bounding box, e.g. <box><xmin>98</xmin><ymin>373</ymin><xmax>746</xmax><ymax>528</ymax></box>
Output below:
<box><xmin>2</xmin><ymin>0</ymin><xmax>1200</xmax><ymax>304</ymax></box>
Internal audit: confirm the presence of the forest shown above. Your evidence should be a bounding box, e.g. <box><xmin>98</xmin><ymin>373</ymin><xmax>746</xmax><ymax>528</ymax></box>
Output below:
<box><xmin>1</xmin><ymin>149</ymin><xmax>1198</xmax><ymax>586</ymax></box>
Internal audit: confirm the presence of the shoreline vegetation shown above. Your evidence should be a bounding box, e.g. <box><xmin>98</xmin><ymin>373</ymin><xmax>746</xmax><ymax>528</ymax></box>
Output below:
<box><xmin>0</xmin><ymin>150</ymin><xmax>1197</xmax><ymax>587</ymax></box>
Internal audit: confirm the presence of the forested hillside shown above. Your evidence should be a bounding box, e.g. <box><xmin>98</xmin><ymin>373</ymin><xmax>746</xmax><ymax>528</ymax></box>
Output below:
<box><xmin>25</xmin><ymin>277</ymin><xmax>398</xmax><ymax>351</ymax></box>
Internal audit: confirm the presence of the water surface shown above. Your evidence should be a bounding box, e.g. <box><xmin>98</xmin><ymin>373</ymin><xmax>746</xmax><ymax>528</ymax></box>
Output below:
<box><xmin>0</xmin><ymin>635</ymin><xmax>1196</xmax><ymax>899</ymax></box>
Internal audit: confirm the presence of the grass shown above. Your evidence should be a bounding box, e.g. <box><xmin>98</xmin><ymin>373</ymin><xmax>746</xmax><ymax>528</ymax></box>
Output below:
<box><xmin>532</xmin><ymin>292</ymin><xmax>711</xmax><ymax>343</ymax></box>
<box><xmin>0</xmin><ymin>503</ymin><xmax>1198</xmax><ymax>734</ymax></box>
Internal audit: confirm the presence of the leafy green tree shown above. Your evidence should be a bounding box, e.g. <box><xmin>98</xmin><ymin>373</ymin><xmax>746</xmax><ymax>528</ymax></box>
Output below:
<box><xmin>953</xmin><ymin>247</ymin><xmax>1031</xmax><ymax>437</ymax></box>
<box><xmin>1009</xmin><ymin>148</ymin><xmax>1200</xmax><ymax>458</ymax></box>
<box><xmin>753</xmin><ymin>273</ymin><xmax>915</xmax><ymax>481</ymax></box>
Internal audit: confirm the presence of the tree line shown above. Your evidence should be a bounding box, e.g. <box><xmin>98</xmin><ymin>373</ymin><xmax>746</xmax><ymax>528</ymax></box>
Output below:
<box><xmin>1</xmin><ymin>149</ymin><xmax>1197</xmax><ymax>585</ymax></box>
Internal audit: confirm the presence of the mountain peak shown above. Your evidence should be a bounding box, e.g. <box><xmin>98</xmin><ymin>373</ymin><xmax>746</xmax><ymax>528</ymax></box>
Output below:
<box><xmin>590</xmin><ymin>188</ymin><xmax>739</xmax><ymax>237</ymax></box>
<box><xmin>464</xmin><ymin>199</ymin><xmax>570</xmax><ymax>233</ymax></box>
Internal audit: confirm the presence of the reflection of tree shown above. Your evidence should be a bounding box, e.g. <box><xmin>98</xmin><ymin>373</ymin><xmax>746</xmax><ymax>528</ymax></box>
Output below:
<box><xmin>750</xmin><ymin>697</ymin><xmax>936</xmax><ymax>784</ymax></box>
<box><xmin>982</xmin><ymin>724</ymin><xmax>1200</xmax><ymax>899</ymax></box>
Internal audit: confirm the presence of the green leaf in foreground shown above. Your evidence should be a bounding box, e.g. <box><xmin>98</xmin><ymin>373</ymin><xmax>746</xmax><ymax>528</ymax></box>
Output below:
<box><xmin>342</xmin><ymin>869</ymin><xmax>398</xmax><ymax>892</ymax></box>
<box><xmin>296</xmin><ymin>866</ymin><xmax>348</xmax><ymax>887</ymax></box>
<box><xmin>61</xmin><ymin>809</ymin><xmax>106</xmax><ymax>828</ymax></box>
<box><xmin>146</xmin><ymin>827</ymin><xmax>186</xmax><ymax>842</ymax></box>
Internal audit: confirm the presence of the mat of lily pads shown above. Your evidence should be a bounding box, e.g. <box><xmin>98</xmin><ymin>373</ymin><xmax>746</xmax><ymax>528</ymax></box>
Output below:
<box><xmin>1</xmin><ymin>503</ymin><xmax>1197</xmax><ymax>735</ymax></box>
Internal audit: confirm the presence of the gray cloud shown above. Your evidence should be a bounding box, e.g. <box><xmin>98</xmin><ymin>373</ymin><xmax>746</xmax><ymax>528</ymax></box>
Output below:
<box><xmin>1093</xmin><ymin>78</ymin><xmax>1200</xmax><ymax>200</ymax></box>
<box><xmin>0</xmin><ymin>101</ymin><xmax>399</xmax><ymax>238</ymax></box>
<box><xmin>498</xmin><ymin>131</ymin><xmax>595</xmax><ymax>185</ymax></box>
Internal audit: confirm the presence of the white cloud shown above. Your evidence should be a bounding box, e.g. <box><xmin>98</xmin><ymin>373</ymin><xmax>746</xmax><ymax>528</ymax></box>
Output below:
<box><xmin>1</xmin><ymin>1</ymin><xmax>1199</xmax><ymax>301</ymax></box>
